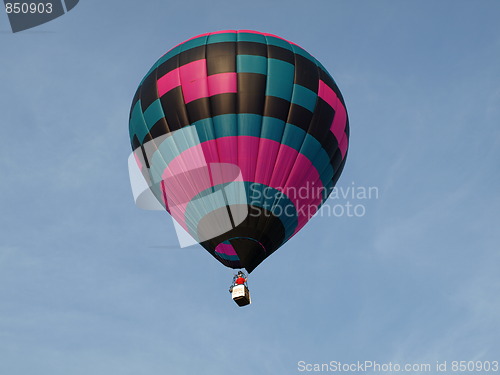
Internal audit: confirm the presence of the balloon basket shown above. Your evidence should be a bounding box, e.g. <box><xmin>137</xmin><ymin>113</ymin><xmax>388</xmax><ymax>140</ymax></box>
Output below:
<box><xmin>231</xmin><ymin>285</ymin><xmax>251</xmax><ymax>307</ymax></box>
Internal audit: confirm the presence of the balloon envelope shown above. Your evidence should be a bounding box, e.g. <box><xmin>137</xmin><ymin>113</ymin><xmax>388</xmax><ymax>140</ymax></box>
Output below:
<box><xmin>129</xmin><ymin>30</ymin><xmax>349</xmax><ymax>273</ymax></box>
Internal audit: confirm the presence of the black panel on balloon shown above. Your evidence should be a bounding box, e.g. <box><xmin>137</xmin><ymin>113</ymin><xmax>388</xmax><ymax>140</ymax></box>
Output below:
<box><xmin>199</xmin><ymin>205</ymin><xmax>286</xmax><ymax>273</ymax></box>
<box><xmin>209</xmin><ymin>93</ymin><xmax>237</xmax><ymax>118</ymax></box>
<box><xmin>206</xmin><ymin>43</ymin><xmax>236</xmax><ymax>75</ymax></box>
<box><xmin>160</xmin><ymin>87</ymin><xmax>190</xmax><ymax>130</ymax></box>
<box><xmin>287</xmin><ymin>104</ymin><xmax>314</xmax><ymax>132</ymax></box>
<box><xmin>179</xmin><ymin>45</ymin><xmax>206</xmax><ymax>67</ymax></box>
<box><xmin>263</xmin><ymin>96</ymin><xmax>290</xmax><ymax>123</ymax></box>
<box><xmin>148</xmin><ymin>118</ymin><xmax>170</xmax><ymax>142</ymax></box>
<box><xmin>294</xmin><ymin>54</ymin><xmax>319</xmax><ymax>93</ymax></box>
<box><xmin>238</xmin><ymin>73</ymin><xmax>267</xmax><ymax>115</ymax></box>
<box><xmin>237</xmin><ymin>42</ymin><xmax>268</xmax><ymax>58</ymax></box>
<box><xmin>140</xmin><ymin>73</ymin><xmax>159</xmax><ymax>112</ymax></box>
<box><xmin>186</xmin><ymin>98</ymin><xmax>212</xmax><ymax>124</ymax></box>
<box><xmin>267</xmin><ymin>45</ymin><xmax>295</xmax><ymax>65</ymax></box>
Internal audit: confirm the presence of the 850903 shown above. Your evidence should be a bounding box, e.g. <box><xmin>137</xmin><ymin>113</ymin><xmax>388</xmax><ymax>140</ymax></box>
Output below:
<box><xmin>5</xmin><ymin>2</ymin><xmax>53</xmax><ymax>14</ymax></box>
<box><xmin>451</xmin><ymin>361</ymin><xmax>499</xmax><ymax>372</ymax></box>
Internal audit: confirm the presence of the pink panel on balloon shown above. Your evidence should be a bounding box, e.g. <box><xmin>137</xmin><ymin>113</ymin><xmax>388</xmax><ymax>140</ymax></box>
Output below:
<box><xmin>157</xmin><ymin>61</ymin><xmax>237</xmax><ymax>103</ymax></box>
<box><xmin>215</xmin><ymin>243</ymin><xmax>238</xmax><ymax>256</ymax></box>
<box><xmin>208</xmin><ymin>73</ymin><xmax>237</xmax><ymax>97</ymax></box>
<box><xmin>254</xmin><ymin>138</ymin><xmax>280</xmax><ymax>185</ymax></box>
<box><xmin>160</xmin><ymin>145</ymin><xmax>243</xmax><ymax>230</ymax></box>
<box><xmin>157</xmin><ymin>66</ymin><xmax>182</xmax><ymax>97</ymax></box>
<box><xmin>179</xmin><ymin>60</ymin><xmax>208</xmax><ymax>103</ymax></box>
<box><xmin>318</xmin><ymin>80</ymin><xmax>348</xmax><ymax>155</ymax></box>
<box><xmin>238</xmin><ymin>136</ymin><xmax>260</xmax><ymax>182</ymax></box>
<box><xmin>157</xmin><ymin>59</ymin><xmax>207</xmax><ymax>98</ymax></box>
<box><xmin>161</xmin><ymin>145</ymin><xmax>212</xmax><ymax>209</ymax></box>
<box><xmin>163</xmin><ymin>137</ymin><xmax>324</xmax><ymax>230</ymax></box>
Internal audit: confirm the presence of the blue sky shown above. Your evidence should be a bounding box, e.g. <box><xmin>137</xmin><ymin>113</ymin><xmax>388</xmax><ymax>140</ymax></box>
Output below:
<box><xmin>1</xmin><ymin>1</ymin><xmax>499</xmax><ymax>374</ymax></box>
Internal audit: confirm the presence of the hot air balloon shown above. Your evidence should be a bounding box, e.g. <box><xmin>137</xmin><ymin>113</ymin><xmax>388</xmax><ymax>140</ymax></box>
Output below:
<box><xmin>129</xmin><ymin>30</ymin><xmax>349</xmax><ymax>304</ymax></box>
